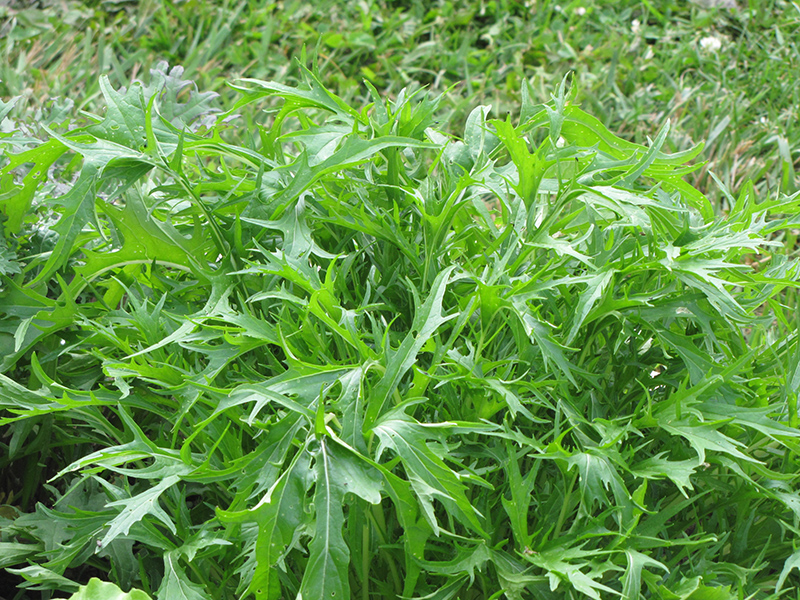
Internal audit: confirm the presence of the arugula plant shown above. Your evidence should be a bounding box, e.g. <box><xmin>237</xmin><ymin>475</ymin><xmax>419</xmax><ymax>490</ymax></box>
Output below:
<box><xmin>1</xmin><ymin>64</ymin><xmax>800</xmax><ymax>600</ymax></box>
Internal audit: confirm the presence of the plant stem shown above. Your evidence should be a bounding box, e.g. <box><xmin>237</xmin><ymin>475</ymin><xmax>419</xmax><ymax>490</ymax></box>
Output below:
<box><xmin>553</xmin><ymin>470</ymin><xmax>577</xmax><ymax>540</ymax></box>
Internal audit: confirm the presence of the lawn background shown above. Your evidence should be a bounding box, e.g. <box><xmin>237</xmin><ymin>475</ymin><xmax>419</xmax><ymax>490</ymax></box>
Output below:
<box><xmin>2</xmin><ymin>0</ymin><xmax>799</xmax><ymax>209</ymax></box>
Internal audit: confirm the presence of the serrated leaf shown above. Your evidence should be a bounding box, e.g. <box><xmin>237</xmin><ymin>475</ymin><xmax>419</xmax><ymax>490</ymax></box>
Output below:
<box><xmin>630</xmin><ymin>454</ymin><xmax>697</xmax><ymax>496</ymax></box>
<box><xmin>620</xmin><ymin>118</ymin><xmax>671</xmax><ymax>186</ymax></box>
<box><xmin>621</xmin><ymin>549</ymin><xmax>669</xmax><ymax>600</ymax></box>
<box><xmin>0</xmin><ymin>285</ymin><xmax>80</xmax><ymax>373</ymax></box>
<box><xmin>558</xmin><ymin>105</ymin><xmax>704</xmax><ymax>167</ymax></box>
<box><xmin>524</xmin><ymin>543</ymin><xmax>618</xmax><ymax>600</ymax></box>
<box><xmin>6</xmin><ymin>565</ymin><xmax>80</xmax><ymax>592</ymax></box>
<box><xmin>28</xmin><ymin>165</ymin><xmax>98</xmax><ymax>285</ymax></box>
<box><xmin>283</xmin><ymin>123</ymin><xmax>351</xmax><ymax>166</ymax></box>
<box><xmin>156</xmin><ymin>551</ymin><xmax>210</xmax><ymax>600</ymax></box>
<box><xmin>242</xmin><ymin>196</ymin><xmax>334</xmax><ymax>260</ymax></box>
<box><xmin>568</xmin><ymin>449</ymin><xmax>631</xmax><ymax>512</ymax></box>
<box><xmin>509</xmin><ymin>297</ymin><xmax>576</xmax><ymax>385</ymax></box>
<box><xmin>415</xmin><ymin>540</ymin><xmax>491</xmax><ymax>584</ymax></box>
<box><xmin>364</xmin><ymin>266</ymin><xmax>458</xmax><ymax>429</ymax></box>
<box><xmin>464</xmin><ymin>105</ymin><xmax>499</xmax><ymax>160</ymax></box>
<box><xmin>696</xmin><ymin>402</ymin><xmax>799</xmax><ymax>440</ymax></box>
<box><xmin>234</xmin><ymin>64</ymin><xmax>362</xmax><ymax>122</ymax></box>
<box><xmin>657</xmin><ymin>577</ymin><xmax>736</xmax><ymax>600</ymax></box>
<box><xmin>0</xmin><ymin>541</ymin><xmax>43</xmax><ymax>568</ymax></box>
<box><xmin>776</xmin><ymin>548</ymin><xmax>800</xmax><ymax>593</ymax></box>
<box><xmin>87</xmin><ymin>77</ymin><xmax>149</xmax><ymax>149</ymax></box>
<box><xmin>300</xmin><ymin>439</ymin><xmax>352</xmax><ymax>600</ymax></box>
<box><xmin>655</xmin><ymin>329</ymin><xmax>714</xmax><ymax>384</ymax></box>
<box><xmin>0</xmin><ymin>242</ymin><xmax>21</xmax><ymax>276</ymax></box>
<box><xmin>566</xmin><ymin>266</ymin><xmax>614</xmax><ymax>344</ymax></box>
<box><xmin>0</xmin><ymin>96</ymin><xmax>18</xmax><ymax>122</ymax></box>
<box><xmin>408</xmin><ymin>576</ymin><xmax>468</xmax><ymax>600</ymax></box>
<box><xmin>100</xmin><ymin>475</ymin><xmax>180</xmax><ymax>548</ymax></box>
<box><xmin>493</xmin><ymin>118</ymin><xmax>546</xmax><ymax>206</ymax></box>
<box><xmin>300</xmin><ymin>437</ymin><xmax>381</xmax><ymax>600</ymax></box>
<box><xmin>274</xmin><ymin>134</ymin><xmax>432</xmax><ymax>205</ymax></box>
<box><xmin>0</xmin><ymin>139</ymin><xmax>67</xmax><ymax>235</ymax></box>
<box><xmin>567</xmin><ymin>568</ymin><xmax>621</xmax><ymax>600</ymax></box>
<box><xmin>147</xmin><ymin>62</ymin><xmax>219</xmax><ymax>133</ymax></box>
<box><xmin>373</xmin><ymin>413</ymin><xmax>486</xmax><ymax>535</ymax></box>
<box><xmin>218</xmin><ymin>449</ymin><xmax>311</xmax><ymax>600</ymax></box>
<box><xmin>658</xmin><ymin>417</ymin><xmax>754</xmax><ymax>464</ymax></box>
<box><xmin>74</xmin><ymin>188</ymin><xmax>212</xmax><ymax>287</ymax></box>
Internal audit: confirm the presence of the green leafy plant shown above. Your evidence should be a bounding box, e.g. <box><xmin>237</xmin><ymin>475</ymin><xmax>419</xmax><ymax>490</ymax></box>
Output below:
<box><xmin>1</xmin><ymin>65</ymin><xmax>800</xmax><ymax>600</ymax></box>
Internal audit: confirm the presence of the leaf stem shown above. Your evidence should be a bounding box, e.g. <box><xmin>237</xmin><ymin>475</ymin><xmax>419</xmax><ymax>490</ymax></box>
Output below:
<box><xmin>368</xmin><ymin>504</ymin><xmax>402</xmax><ymax>594</ymax></box>
<box><xmin>362</xmin><ymin>523</ymin><xmax>370</xmax><ymax>600</ymax></box>
<box><xmin>553</xmin><ymin>469</ymin><xmax>577</xmax><ymax>539</ymax></box>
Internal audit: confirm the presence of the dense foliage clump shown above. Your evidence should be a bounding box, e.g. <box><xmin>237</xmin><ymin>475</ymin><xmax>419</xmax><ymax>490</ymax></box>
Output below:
<box><xmin>1</xmin><ymin>65</ymin><xmax>800</xmax><ymax>599</ymax></box>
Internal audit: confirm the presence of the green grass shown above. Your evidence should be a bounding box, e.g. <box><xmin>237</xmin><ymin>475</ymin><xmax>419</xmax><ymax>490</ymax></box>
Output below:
<box><xmin>2</xmin><ymin>1</ymin><xmax>800</xmax><ymax>599</ymax></box>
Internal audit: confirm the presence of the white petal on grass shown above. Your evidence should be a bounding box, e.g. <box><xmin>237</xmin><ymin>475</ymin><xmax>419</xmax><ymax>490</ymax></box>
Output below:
<box><xmin>699</xmin><ymin>36</ymin><xmax>723</xmax><ymax>52</ymax></box>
